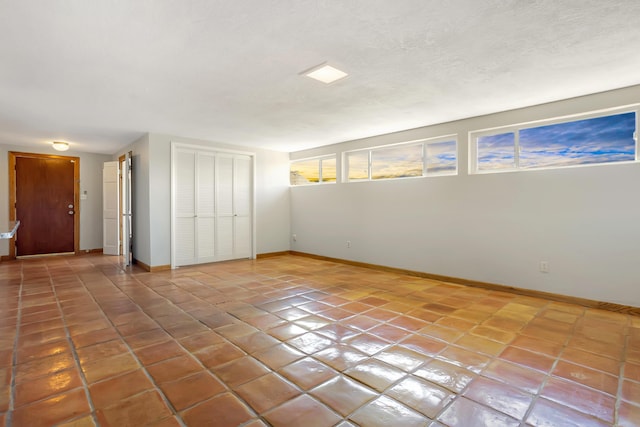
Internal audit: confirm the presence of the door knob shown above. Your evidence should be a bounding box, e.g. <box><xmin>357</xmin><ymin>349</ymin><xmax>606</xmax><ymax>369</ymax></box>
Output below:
<box><xmin>68</xmin><ymin>204</ymin><xmax>74</xmax><ymax>209</ymax></box>
<box><xmin>68</xmin><ymin>211</ymin><xmax>74</xmax><ymax>215</ymax></box>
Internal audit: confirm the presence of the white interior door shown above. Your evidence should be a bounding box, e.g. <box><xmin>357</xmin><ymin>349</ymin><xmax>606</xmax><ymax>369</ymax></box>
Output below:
<box><xmin>103</xmin><ymin>161</ymin><xmax>119</xmax><ymax>255</ymax></box>
<box><xmin>122</xmin><ymin>151</ymin><xmax>132</xmax><ymax>266</ymax></box>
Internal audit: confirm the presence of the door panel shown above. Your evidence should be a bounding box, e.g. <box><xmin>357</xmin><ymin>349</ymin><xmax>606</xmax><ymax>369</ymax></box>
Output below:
<box><xmin>234</xmin><ymin>216</ymin><xmax>252</xmax><ymax>258</ymax></box>
<box><xmin>15</xmin><ymin>156</ymin><xmax>76</xmax><ymax>256</ymax></box>
<box><xmin>216</xmin><ymin>216</ymin><xmax>234</xmax><ymax>261</ymax></box>
<box><xmin>233</xmin><ymin>155</ymin><xmax>252</xmax><ymax>259</ymax></box>
<box><xmin>175</xmin><ymin>217</ymin><xmax>195</xmax><ymax>266</ymax></box>
<box><xmin>216</xmin><ymin>156</ymin><xmax>234</xmax><ymax>216</ymax></box>
<box><xmin>234</xmin><ymin>156</ymin><xmax>252</xmax><ymax>216</ymax></box>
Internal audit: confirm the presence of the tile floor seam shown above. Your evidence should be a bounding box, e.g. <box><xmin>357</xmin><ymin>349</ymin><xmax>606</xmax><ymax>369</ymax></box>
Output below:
<box><xmin>517</xmin><ymin>302</ymin><xmax>583</xmax><ymax>426</ymax></box>
<box><xmin>6</xmin><ymin>262</ymin><xmax>24</xmax><ymax>427</ymax></box>
<box><xmin>73</xmin><ymin>267</ymin><xmax>191</xmax><ymax>426</ymax></box>
<box><xmin>49</xmin><ymin>266</ymin><xmax>101</xmax><ymax>427</ymax></box>
<box><xmin>614</xmin><ymin>327</ymin><xmax>632</xmax><ymax>426</ymax></box>
<box><xmin>87</xmin><ymin>265</ymin><xmax>281</xmax><ymax>425</ymax></box>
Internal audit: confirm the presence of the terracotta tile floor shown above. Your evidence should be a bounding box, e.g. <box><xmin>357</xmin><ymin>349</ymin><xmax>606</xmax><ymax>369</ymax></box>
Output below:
<box><xmin>0</xmin><ymin>254</ymin><xmax>639</xmax><ymax>426</ymax></box>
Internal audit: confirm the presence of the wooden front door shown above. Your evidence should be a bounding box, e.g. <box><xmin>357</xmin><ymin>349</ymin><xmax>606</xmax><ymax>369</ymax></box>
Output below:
<box><xmin>10</xmin><ymin>152</ymin><xmax>79</xmax><ymax>257</ymax></box>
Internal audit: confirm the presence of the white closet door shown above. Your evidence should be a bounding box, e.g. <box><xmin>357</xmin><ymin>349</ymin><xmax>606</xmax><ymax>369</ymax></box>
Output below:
<box><xmin>196</xmin><ymin>152</ymin><xmax>216</xmax><ymax>263</ymax></box>
<box><xmin>174</xmin><ymin>149</ymin><xmax>196</xmax><ymax>266</ymax></box>
<box><xmin>172</xmin><ymin>144</ymin><xmax>253</xmax><ymax>267</ymax></box>
<box><xmin>233</xmin><ymin>155</ymin><xmax>252</xmax><ymax>258</ymax></box>
<box><xmin>216</xmin><ymin>155</ymin><xmax>235</xmax><ymax>261</ymax></box>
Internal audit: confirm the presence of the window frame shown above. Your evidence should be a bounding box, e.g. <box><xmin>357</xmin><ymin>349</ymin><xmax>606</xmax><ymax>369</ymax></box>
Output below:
<box><xmin>289</xmin><ymin>154</ymin><xmax>337</xmax><ymax>186</ymax></box>
<box><xmin>469</xmin><ymin>106</ymin><xmax>639</xmax><ymax>174</ymax></box>
<box><xmin>343</xmin><ymin>135</ymin><xmax>458</xmax><ymax>183</ymax></box>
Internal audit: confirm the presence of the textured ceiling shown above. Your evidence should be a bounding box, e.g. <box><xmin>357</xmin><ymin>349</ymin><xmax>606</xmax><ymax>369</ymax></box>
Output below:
<box><xmin>1</xmin><ymin>0</ymin><xmax>640</xmax><ymax>154</ymax></box>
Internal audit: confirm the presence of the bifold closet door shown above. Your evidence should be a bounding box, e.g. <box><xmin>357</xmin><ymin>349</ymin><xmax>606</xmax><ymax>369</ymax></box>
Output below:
<box><xmin>174</xmin><ymin>149</ymin><xmax>197</xmax><ymax>266</ymax></box>
<box><xmin>196</xmin><ymin>152</ymin><xmax>216</xmax><ymax>263</ymax></box>
<box><xmin>232</xmin><ymin>155</ymin><xmax>252</xmax><ymax>259</ymax></box>
<box><xmin>173</xmin><ymin>147</ymin><xmax>252</xmax><ymax>267</ymax></box>
<box><xmin>215</xmin><ymin>154</ymin><xmax>252</xmax><ymax>261</ymax></box>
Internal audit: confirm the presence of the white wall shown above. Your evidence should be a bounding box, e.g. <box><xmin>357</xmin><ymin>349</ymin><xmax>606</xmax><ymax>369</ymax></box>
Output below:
<box><xmin>0</xmin><ymin>143</ymin><xmax>111</xmax><ymax>255</ymax></box>
<box><xmin>137</xmin><ymin>133</ymin><xmax>290</xmax><ymax>267</ymax></box>
<box><xmin>290</xmin><ymin>85</ymin><xmax>640</xmax><ymax>307</ymax></box>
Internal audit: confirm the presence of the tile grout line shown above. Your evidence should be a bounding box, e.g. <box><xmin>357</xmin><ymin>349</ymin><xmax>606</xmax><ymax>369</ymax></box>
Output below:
<box><xmin>137</xmin><ymin>270</ymin><xmax>314</xmax><ymax>425</ymax></box>
<box><xmin>614</xmin><ymin>316</ymin><xmax>632</xmax><ymax>426</ymax></box>
<box><xmin>6</xmin><ymin>260</ymin><xmax>24</xmax><ymax>427</ymax></box>
<box><xmin>93</xmin><ymin>257</ymin><xmax>311</xmax><ymax>425</ymax></box>
<box><xmin>74</xmin><ymin>260</ymin><xmax>190</xmax><ymax>427</ymax></box>
<box><xmin>49</xmin><ymin>260</ymin><xmax>101</xmax><ymax>426</ymax></box>
<box><xmin>135</xmin><ymin>266</ymin><xmax>353</xmax><ymax>425</ymax></box>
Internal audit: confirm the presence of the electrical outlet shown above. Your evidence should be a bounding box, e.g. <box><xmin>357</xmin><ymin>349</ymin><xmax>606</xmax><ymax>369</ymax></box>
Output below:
<box><xmin>539</xmin><ymin>261</ymin><xmax>549</xmax><ymax>273</ymax></box>
<box><xmin>346</xmin><ymin>240</ymin><xmax>351</xmax><ymax>248</ymax></box>
<box><xmin>292</xmin><ymin>234</ymin><xmax>297</xmax><ymax>242</ymax></box>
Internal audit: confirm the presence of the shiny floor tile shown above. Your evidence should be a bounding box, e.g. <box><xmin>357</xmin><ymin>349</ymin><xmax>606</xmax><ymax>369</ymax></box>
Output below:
<box><xmin>344</xmin><ymin>359</ymin><xmax>406</xmax><ymax>392</ymax></box>
<box><xmin>0</xmin><ymin>254</ymin><xmax>637</xmax><ymax>426</ymax></box>
<box><xmin>349</xmin><ymin>395</ymin><xmax>430</xmax><ymax>427</ymax></box>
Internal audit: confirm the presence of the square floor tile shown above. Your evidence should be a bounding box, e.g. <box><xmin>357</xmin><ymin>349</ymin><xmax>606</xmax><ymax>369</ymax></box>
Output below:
<box><xmin>15</xmin><ymin>368</ymin><xmax>84</xmax><ymax>408</ymax></box>
<box><xmin>181</xmin><ymin>393</ymin><xmax>254</xmax><ymax>427</ymax></box>
<box><xmin>388</xmin><ymin>376</ymin><xmax>454</xmax><ymax>418</ymax></box>
<box><xmin>374</xmin><ymin>345</ymin><xmax>430</xmax><ymax>372</ymax></box>
<box><xmin>314</xmin><ymin>344</ymin><xmax>369</xmax><ymax>372</ymax></box>
<box><xmin>159</xmin><ymin>371</ymin><xmax>226</xmax><ymax>411</ymax></box>
<box><xmin>146</xmin><ymin>354</ymin><xmax>203</xmax><ymax>384</ymax></box>
<box><xmin>413</xmin><ymin>359</ymin><xmax>476</xmax><ymax>393</ymax></box>
<box><xmin>349</xmin><ymin>395</ymin><xmax>431</xmax><ymax>427</ymax></box>
<box><xmin>89</xmin><ymin>369</ymin><xmax>155</xmax><ymax>409</ymax></box>
<box><xmin>253</xmin><ymin>343</ymin><xmax>305</xmax><ymax>369</ymax></box>
<box><xmin>279</xmin><ymin>356</ymin><xmax>338</xmax><ymax>390</ymax></box>
<box><xmin>344</xmin><ymin>359</ymin><xmax>406</xmax><ymax>392</ymax></box>
<box><xmin>236</xmin><ymin>373</ymin><xmax>301</xmax><ymax>413</ymax></box>
<box><xmin>263</xmin><ymin>394</ymin><xmax>341</xmax><ymax>427</ymax></box>
<box><xmin>212</xmin><ymin>356</ymin><xmax>270</xmax><ymax>387</ymax></box>
<box><xmin>287</xmin><ymin>332</ymin><xmax>333</xmax><ymax>354</ymax></box>
<box><xmin>311</xmin><ymin>376</ymin><xmax>378</xmax><ymax>416</ymax></box>
<box><xmin>463</xmin><ymin>376</ymin><xmax>533</xmax><ymax>420</ymax></box>
<box><xmin>437</xmin><ymin>397</ymin><xmax>520</xmax><ymax>427</ymax></box>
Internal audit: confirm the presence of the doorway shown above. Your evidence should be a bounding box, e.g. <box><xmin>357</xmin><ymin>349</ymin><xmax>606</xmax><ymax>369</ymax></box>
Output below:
<box><xmin>9</xmin><ymin>151</ymin><xmax>80</xmax><ymax>258</ymax></box>
<box><xmin>102</xmin><ymin>152</ymin><xmax>133</xmax><ymax>266</ymax></box>
<box><xmin>119</xmin><ymin>152</ymin><xmax>133</xmax><ymax>266</ymax></box>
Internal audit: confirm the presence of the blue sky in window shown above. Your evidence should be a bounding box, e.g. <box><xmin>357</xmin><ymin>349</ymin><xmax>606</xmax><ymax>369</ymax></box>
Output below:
<box><xmin>519</xmin><ymin>112</ymin><xmax>636</xmax><ymax>167</ymax></box>
<box><xmin>372</xmin><ymin>144</ymin><xmax>423</xmax><ymax>178</ymax></box>
<box><xmin>426</xmin><ymin>140</ymin><xmax>457</xmax><ymax>173</ymax></box>
<box><xmin>478</xmin><ymin>132</ymin><xmax>515</xmax><ymax>169</ymax></box>
<box><xmin>478</xmin><ymin>112</ymin><xmax>636</xmax><ymax>170</ymax></box>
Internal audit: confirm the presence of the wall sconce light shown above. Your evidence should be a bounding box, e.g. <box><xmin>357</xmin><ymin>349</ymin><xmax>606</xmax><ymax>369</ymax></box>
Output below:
<box><xmin>52</xmin><ymin>141</ymin><xmax>69</xmax><ymax>151</ymax></box>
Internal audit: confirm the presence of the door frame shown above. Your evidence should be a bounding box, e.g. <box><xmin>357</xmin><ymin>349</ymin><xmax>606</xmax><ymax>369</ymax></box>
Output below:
<box><xmin>118</xmin><ymin>154</ymin><xmax>125</xmax><ymax>256</ymax></box>
<box><xmin>9</xmin><ymin>151</ymin><xmax>80</xmax><ymax>259</ymax></box>
<box><xmin>170</xmin><ymin>142</ymin><xmax>256</xmax><ymax>269</ymax></box>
